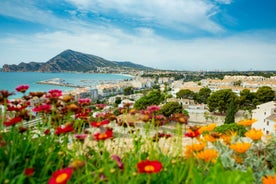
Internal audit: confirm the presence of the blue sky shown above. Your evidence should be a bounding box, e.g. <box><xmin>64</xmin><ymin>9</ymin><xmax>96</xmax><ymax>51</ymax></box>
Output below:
<box><xmin>0</xmin><ymin>0</ymin><xmax>276</xmax><ymax>71</ymax></box>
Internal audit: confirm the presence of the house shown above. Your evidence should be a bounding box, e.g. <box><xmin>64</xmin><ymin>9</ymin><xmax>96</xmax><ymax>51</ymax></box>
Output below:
<box><xmin>252</xmin><ymin>101</ymin><xmax>276</xmax><ymax>135</ymax></box>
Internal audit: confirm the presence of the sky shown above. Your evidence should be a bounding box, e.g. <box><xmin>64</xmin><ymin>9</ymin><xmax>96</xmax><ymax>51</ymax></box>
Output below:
<box><xmin>0</xmin><ymin>0</ymin><xmax>276</xmax><ymax>71</ymax></box>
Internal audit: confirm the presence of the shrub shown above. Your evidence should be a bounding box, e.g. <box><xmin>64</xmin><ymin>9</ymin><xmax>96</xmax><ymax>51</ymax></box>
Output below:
<box><xmin>214</xmin><ymin>123</ymin><xmax>247</xmax><ymax>136</ymax></box>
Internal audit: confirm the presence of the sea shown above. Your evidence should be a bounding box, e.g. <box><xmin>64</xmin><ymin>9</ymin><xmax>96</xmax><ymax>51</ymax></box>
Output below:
<box><xmin>0</xmin><ymin>72</ymin><xmax>133</xmax><ymax>99</ymax></box>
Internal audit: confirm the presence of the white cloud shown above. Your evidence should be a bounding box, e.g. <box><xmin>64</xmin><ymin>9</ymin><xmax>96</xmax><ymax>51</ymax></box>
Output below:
<box><xmin>1</xmin><ymin>29</ymin><xmax>275</xmax><ymax>71</ymax></box>
<box><xmin>215</xmin><ymin>0</ymin><xmax>232</xmax><ymax>5</ymax></box>
<box><xmin>66</xmin><ymin>0</ymin><xmax>224</xmax><ymax>33</ymax></box>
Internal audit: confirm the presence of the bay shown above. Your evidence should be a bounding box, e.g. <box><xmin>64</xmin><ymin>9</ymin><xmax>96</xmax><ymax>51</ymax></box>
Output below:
<box><xmin>0</xmin><ymin>72</ymin><xmax>132</xmax><ymax>98</ymax></box>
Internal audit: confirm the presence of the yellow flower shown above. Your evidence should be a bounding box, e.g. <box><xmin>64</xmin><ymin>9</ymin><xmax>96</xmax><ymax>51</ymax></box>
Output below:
<box><xmin>237</xmin><ymin>119</ymin><xmax>257</xmax><ymax>126</ymax></box>
<box><xmin>232</xmin><ymin>154</ymin><xmax>243</xmax><ymax>164</ymax></box>
<box><xmin>196</xmin><ymin>149</ymin><xmax>218</xmax><ymax>162</ymax></box>
<box><xmin>199</xmin><ymin>123</ymin><xmax>217</xmax><ymax>133</ymax></box>
<box><xmin>203</xmin><ymin>134</ymin><xmax>216</xmax><ymax>143</ymax></box>
<box><xmin>230</xmin><ymin>142</ymin><xmax>251</xmax><ymax>154</ymax></box>
<box><xmin>245</xmin><ymin>128</ymin><xmax>263</xmax><ymax>141</ymax></box>
<box><xmin>262</xmin><ymin>174</ymin><xmax>276</xmax><ymax>184</ymax></box>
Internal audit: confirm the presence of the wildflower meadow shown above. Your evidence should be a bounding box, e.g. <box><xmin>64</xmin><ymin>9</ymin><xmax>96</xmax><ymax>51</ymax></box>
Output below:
<box><xmin>0</xmin><ymin>85</ymin><xmax>276</xmax><ymax>184</ymax></box>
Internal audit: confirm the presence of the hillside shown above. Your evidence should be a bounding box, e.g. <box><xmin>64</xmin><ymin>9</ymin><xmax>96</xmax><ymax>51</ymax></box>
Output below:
<box><xmin>2</xmin><ymin>49</ymin><xmax>153</xmax><ymax>72</ymax></box>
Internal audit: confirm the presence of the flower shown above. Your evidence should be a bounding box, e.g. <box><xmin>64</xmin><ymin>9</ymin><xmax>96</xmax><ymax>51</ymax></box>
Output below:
<box><xmin>185</xmin><ymin>128</ymin><xmax>200</xmax><ymax>138</ymax></box>
<box><xmin>94</xmin><ymin>129</ymin><xmax>113</xmax><ymax>141</ymax></box>
<box><xmin>90</xmin><ymin>119</ymin><xmax>110</xmax><ymax>127</ymax></box>
<box><xmin>196</xmin><ymin>149</ymin><xmax>218</xmax><ymax>162</ymax></box>
<box><xmin>48</xmin><ymin>167</ymin><xmax>73</xmax><ymax>184</ymax></box>
<box><xmin>95</xmin><ymin>103</ymin><xmax>106</xmax><ymax>110</ymax></box>
<box><xmin>262</xmin><ymin>174</ymin><xmax>276</xmax><ymax>184</ymax></box>
<box><xmin>137</xmin><ymin>160</ymin><xmax>162</xmax><ymax>174</ymax></box>
<box><xmin>46</xmin><ymin>89</ymin><xmax>62</xmax><ymax>101</ymax></box>
<box><xmin>112</xmin><ymin>155</ymin><xmax>124</xmax><ymax>170</ymax></box>
<box><xmin>74</xmin><ymin>134</ymin><xmax>88</xmax><ymax>141</ymax></box>
<box><xmin>55</xmin><ymin>124</ymin><xmax>74</xmax><ymax>135</ymax></box>
<box><xmin>199</xmin><ymin>123</ymin><xmax>217</xmax><ymax>133</ymax></box>
<box><xmin>15</xmin><ymin>84</ymin><xmax>29</xmax><ymax>93</ymax></box>
<box><xmin>78</xmin><ymin>98</ymin><xmax>91</xmax><ymax>106</ymax></box>
<box><xmin>185</xmin><ymin>142</ymin><xmax>206</xmax><ymax>158</ymax></box>
<box><xmin>245</xmin><ymin>128</ymin><xmax>263</xmax><ymax>141</ymax></box>
<box><xmin>69</xmin><ymin>160</ymin><xmax>86</xmax><ymax>170</ymax></box>
<box><xmin>3</xmin><ymin>117</ymin><xmax>22</xmax><ymax>127</ymax></box>
<box><xmin>33</xmin><ymin>104</ymin><xmax>52</xmax><ymax>113</ymax></box>
<box><xmin>237</xmin><ymin>119</ymin><xmax>257</xmax><ymax>127</ymax></box>
<box><xmin>24</xmin><ymin>167</ymin><xmax>35</xmax><ymax>176</ymax></box>
<box><xmin>147</xmin><ymin>105</ymin><xmax>160</xmax><ymax>113</ymax></box>
<box><xmin>230</xmin><ymin>142</ymin><xmax>251</xmax><ymax>154</ymax></box>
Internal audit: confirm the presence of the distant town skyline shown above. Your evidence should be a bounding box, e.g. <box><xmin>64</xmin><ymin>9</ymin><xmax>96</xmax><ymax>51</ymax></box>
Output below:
<box><xmin>0</xmin><ymin>0</ymin><xmax>276</xmax><ymax>71</ymax></box>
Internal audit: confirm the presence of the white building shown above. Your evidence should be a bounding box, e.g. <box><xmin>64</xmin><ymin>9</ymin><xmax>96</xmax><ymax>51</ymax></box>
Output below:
<box><xmin>252</xmin><ymin>101</ymin><xmax>276</xmax><ymax>135</ymax></box>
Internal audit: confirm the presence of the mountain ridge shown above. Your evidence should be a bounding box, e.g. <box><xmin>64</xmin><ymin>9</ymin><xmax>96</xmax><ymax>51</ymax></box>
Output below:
<box><xmin>2</xmin><ymin>49</ymin><xmax>153</xmax><ymax>72</ymax></box>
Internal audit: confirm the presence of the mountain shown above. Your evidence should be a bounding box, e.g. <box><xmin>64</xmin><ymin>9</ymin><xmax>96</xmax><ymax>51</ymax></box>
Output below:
<box><xmin>2</xmin><ymin>49</ymin><xmax>153</xmax><ymax>72</ymax></box>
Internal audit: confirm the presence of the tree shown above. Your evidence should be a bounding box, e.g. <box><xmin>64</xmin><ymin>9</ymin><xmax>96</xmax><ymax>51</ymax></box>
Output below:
<box><xmin>159</xmin><ymin>102</ymin><xmax>183</xmax><ymax>117</ymax></box>
<box><xmin>134</xmin><ymin>90</ymin><xmax>164</xmax><ymax>110</ymax></box>
<box><xmin>176</xmin><ymin>89</ymin><xmax>195</xmax><ymax>100</ymax></box>
<box><xmin>224</xmin><ymin>100</ymin><xmax>238</xmax><ymax>124</ymax></box>
<box><xmin>254</xmin><ymin>86</ymin><xmax>275</xmax><ymax>105</ymax></box>
<box><xmin>239</xmin><ymin>89</ymin><xmax>256</xmax><ymax>110</ymax></box>
<box><xmin>123</xmin><ymin>86</ymin><xmax>134</xmax><ymax>95</ymax></box>
<box><xmin>207</xmin><ymin>89</ymin><xmax>238</xmax><ymax>114</ymax></box>
<box><xmin>196</xmin><ymin>87</ymin><xmax>211</xmax><ymax>104</ymax></box>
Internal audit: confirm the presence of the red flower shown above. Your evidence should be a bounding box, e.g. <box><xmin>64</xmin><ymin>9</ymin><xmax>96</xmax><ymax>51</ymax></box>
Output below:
<box><xmin>24</xmin><ymin>167</ymin><xmax>35</xmax><ymax>176</ymax></box>
<box><xmin>48</xmin><ymin>167</ymin><xmax>73</xmax><ymax>184</ymax></box>
<box><xmin>137</xmin><ymin>160</ymin><xmax>162</xmax><ymax>174</ymax></box>
<box><xmin>90</xmin><ymin>119</ymin><xmax>110</xmax><ymax>127</ymax></box>
<box><xmin>44</xmin><ymin>129</ymin><xmax>51</xmax><ymax>135</ymax></box>
<box><xmin>55</xmin><ymin>124</ymin><xmax>74</xmax><ymax>135</ymax></box>
<box><xmin>3</xmin><ymin>117</ymin><xmax>22</xmax><ymax>127</ymax></box>
<box><xmin>184</xmin><ymin>130</ymin><xmax>200</xmax><ymax>138</ymax></box>
<box><xmin>74</xmin><ymin>134</ymin><xmax>88</xmax><ymax>141</ymax></box>
<box><xmin>33</xmin><ymin>104</ymin><xmax>52</xmax><ymax>113</ymax></box>
<box><xmin>15</xmin><ymin>84</ymin><xmax>29</xmax><ymax>93</ymax></box>
<box><xmin>94</xmin><ymin>129</ymin><xmax>113</xmax><ymax>141</ymax></box>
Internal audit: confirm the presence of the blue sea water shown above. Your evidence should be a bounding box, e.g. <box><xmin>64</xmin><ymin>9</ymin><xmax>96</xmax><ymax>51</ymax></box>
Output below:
<box><xmin>0</xmin><ymin>72</ymin><xmax>132</xmax><ymax>98</ymax></box>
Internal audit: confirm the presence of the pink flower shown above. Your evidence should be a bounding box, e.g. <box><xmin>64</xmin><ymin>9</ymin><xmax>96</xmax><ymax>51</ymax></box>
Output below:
<box><xmin>15</xmin><ymin>84</ymin><xmax>29</xmax><ymax>93</ymax></box>
<box><xmin>112</xmin><ymin>155</ymin><xmax>124</xmax><ymax>170</ymax></box>
<box><xmin>147</xmin><ymin>105</ymin><xmax>160</xmax><ymax>113</ymax></box>
<box><xmin>78</xmin><ymin>98</ymin><xmax>91</xmax><ymax>106</ymax></box>
<box><xmin>46</xmin><ymin>89</ymin><xmax>62</xmax><ymax>100</ymax></box>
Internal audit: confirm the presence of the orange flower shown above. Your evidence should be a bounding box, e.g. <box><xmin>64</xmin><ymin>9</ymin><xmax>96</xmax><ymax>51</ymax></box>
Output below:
<box><xmin>137</xmin><ymin>160</ymin><xmax>162</xmax><ymax>174</ymax></box>
<box><xmin>237</xmin><ymin>119</ymin><xmax>257</xmax><ymax>126</ymax></box>
<box><xmin>199</xmin><ymin>123</ymin><xmax>217</xmax><ymax>133</ymax></box>
<box><xmin>245</xmin><ymin>128</ymin><xmax>263</xmax><ymax>141</ymax></box>
<box><xmin>48</xmin><ymin>168</ymin><xmax>73</xmax><ymax>184</ymax></box>
<box><xmin>262</xmin><ymin>174</ymin><xmax>276</xmax><ymax>184</ymax></box>
<box><xmin>185</xmin><ymin>142</ymin><xmax>206</xmax><ymax>158</ymax></box>
<box><xmin>230</xmin><ymin>142</ymin><xmax>251</xmax><ymax>154</ymax></box>
<box><xmin>196</xmin><ymin>149</ymin><xmax>218</xmax><ymax>162</ymax></box>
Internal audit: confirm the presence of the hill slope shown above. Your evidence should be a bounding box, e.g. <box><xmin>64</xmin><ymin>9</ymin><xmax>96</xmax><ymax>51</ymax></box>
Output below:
<box><xmin>2</xmin><ymin>49</ymin><xmax>152</xmax><ymax>72</ymax></box>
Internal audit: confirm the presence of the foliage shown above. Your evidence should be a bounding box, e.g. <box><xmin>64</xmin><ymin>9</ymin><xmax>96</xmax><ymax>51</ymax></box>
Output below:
<box><xmin>123</xmin><ymin>86</ymin><xmax>134</xmax><ymax>95</ymax></box>
<box><xmin>214</xmin><ymin>123</ymin><xmax>247</xmax><ymax>136</ymax></box>
<box><xmin>239</xmin><ymin>89</ymin><xmax>256</xmax><ymax>110</ymax></box>
<box><xmin>159</xmin><ymin>102</ymin><xmax>183</xmax><ymax>117</ymax></box>
<box><xmin>134</xmin><ymin>90</ymin><xmax>164</xmax><ymax>110</ymax></box>
<box><xmin>254</xmin><ymin>86</ymin><xmax>275</xmax><ymax>105</ymax></box>
<box><xmin>207</xmin><ymin>89</ymin><xmax>238</xmax><ymax>114</ymax></box>
<box><xmin>196</xmin><ymin>87</ymin><xmax>211</xmax><ymax>104</ymax></box>
<box><xmin>224</xmin><ymin>100</ymin><xmax>238</xmax><ymax>124</ymax></box>
<box><xmin>176</xmin><ymin>89</ymin><xmax>195</xmax><ymax>100</ymax></box>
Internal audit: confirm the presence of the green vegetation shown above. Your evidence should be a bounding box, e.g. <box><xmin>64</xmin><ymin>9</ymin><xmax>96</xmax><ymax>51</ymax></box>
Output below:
<box><xmin>159</xmin><ymin>102</ymin><xmax>183</xmax><ymax>117</ymax></box>
<box><xmin>134</xmin><ymin>90</ymin><xmax>165</xmax><ymax>110</ymax></box>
